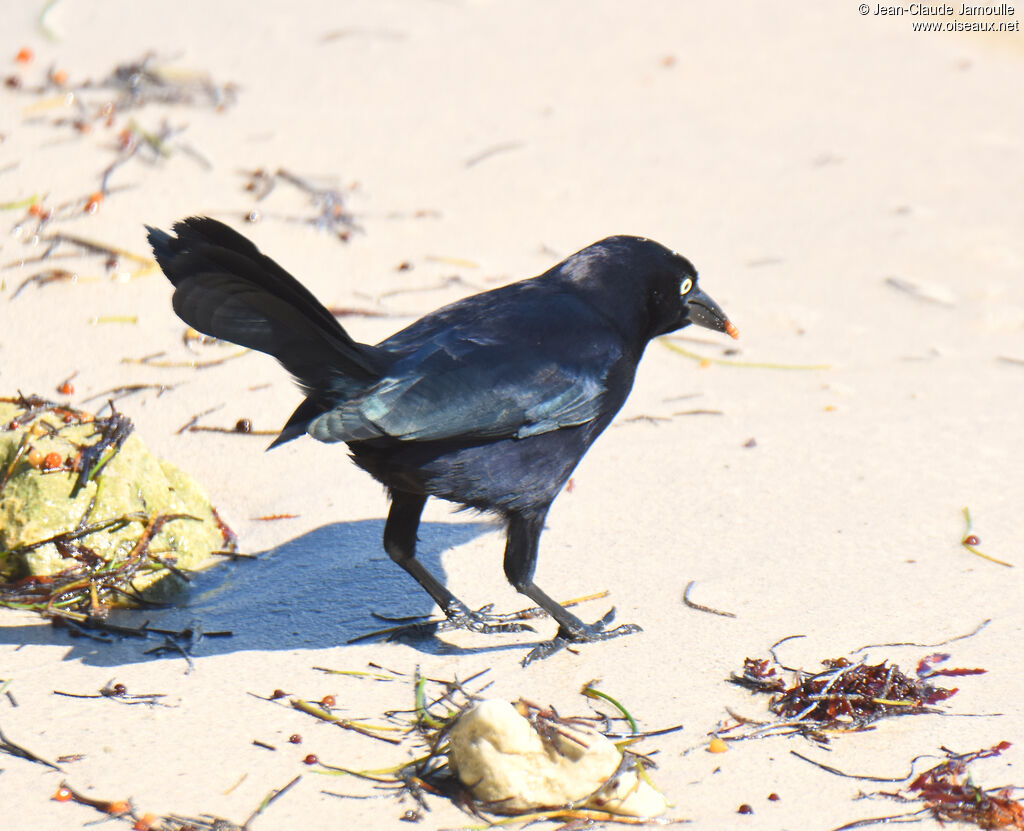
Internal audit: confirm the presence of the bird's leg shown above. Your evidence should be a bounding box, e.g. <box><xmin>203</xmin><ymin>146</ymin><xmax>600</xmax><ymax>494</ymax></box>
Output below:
<box><xmin>382</xmin><ymin>490</ymin><xmax>530</xmax><ymax>635</ymax></box>
<box><xmin>503</xmin><ymin>510</ymin><xmax>641</xmax><ymax>665</ymax></box>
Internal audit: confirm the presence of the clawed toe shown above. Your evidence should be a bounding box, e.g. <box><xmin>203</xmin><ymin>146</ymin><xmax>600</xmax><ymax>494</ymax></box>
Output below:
<box><xmin>350</xmin><ymin>603</ymin><xmax>535</xmax><ymax>644</ymax></box>
<box><xmin>357</xmin><ymin>601</ymin><xmax>637</xmax><ymax>659</ymax></box>
<box><xmin>439</xmin><ymin>605</ymin><xmax>535</xmax><ymax>635</ymax></box>
<box><xmin>521</xmin><ymin>608</ymin><xmax>642</xmax><ymax>666</ymax></box>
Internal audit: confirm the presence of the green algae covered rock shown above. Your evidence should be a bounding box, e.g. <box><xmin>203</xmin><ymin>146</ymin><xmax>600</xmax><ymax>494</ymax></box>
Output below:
<box><xmin>0</xmin><ymin>397</ymin><xmax>230</xmax><ymax>607</ymax></box>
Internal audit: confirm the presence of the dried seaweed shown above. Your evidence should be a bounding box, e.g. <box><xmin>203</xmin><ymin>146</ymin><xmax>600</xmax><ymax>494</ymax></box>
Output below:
<box><xmin>3</xmin><ymin>53</ymin><xmax>236</xmax><ymax>296</ymax></box>
<box><xmin>848</xmin><ymin>619</ymin><xmax>991</xmax><ymax>656</ymax></box>
<box><xmin>70</xmin><ymin>406</ymin><xmax>134</xmax><ymax>497</ymax></box>
<box><xmin>82</xmin><ymin>383</ymin><xmax>177</xmax><ymax>404</ymax></box>
<box><xmin>806</xmin><ymin>742</ymin><xmax>1023</xmax><ymax>830</ymax></box>
<box><xmin>53</xmin><ymin>679</ymin><xmax>169</xmax><ymax>707</ymax></box>
<box><xmin>0</xmin><ymin>722</ymin><xmax>61</xmax><ymax>770</ymax></box>
<box><xmin>9</xmin><ymin>267</ymin><xmax>76</xmax><ymax>298</ymax></box>
<box><xmin>50</xmin><ymin>615</ymin><xmax>231</xmax><ymax>645</ymax></box>
<box><xmin>905</xmin><ymin>742</ymin><xmax>1023</xmax><ymax>829</ymax></box>
<box><xmin>124</xmin><ymin>349</ymin><xmax>249</xmax><ymax>371</ymax></box>
<box><xmin>5</xmin><ymin>230</ymin><xmax>159</xmax><ymax>297</ymax></box>
<box><xmin>184</xmin><ymin>417</ymin><xmax>278</xmax><ymax>437</ymax></box>
<box><xmin>11</xmin><ymin>53</ymin><xmax>236</xmax><ymax>116</ymax></box>
<box><xmin>1</xmin><ymin>512</ymin><xmax>195</xmax><ymax>614</ymax></box>
<box><xmin>51</xmin><ymin>773</ymin><xmax>298</xmax><ymax>831</ymax></box>
<box><xmin>284</xmin><ymin>667</ymin><xmax>674</xmax><ymax>825</ymax></box>
<box><xmin>290</xmin><ymin>697</ymin><xmax>404</xmax><ymax>745</ymax></box>
<box><xmin>726</xmin><ymin>643</ymin><xmax>986</xmax><ymax>742</ymax></box>
<box><xmin>239</xmin><ymin>167</ymin><xmax>360</xmax><ymax>240</ymax></box>
<box><xmin>0</xmin><ymin>392</ymin><xmax>96</xmax><ymax>495</ymax></box>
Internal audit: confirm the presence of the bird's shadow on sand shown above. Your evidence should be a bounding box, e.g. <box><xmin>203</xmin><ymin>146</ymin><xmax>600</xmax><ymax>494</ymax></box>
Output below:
<box><xmin>0</xmin><ymin>519</ymin><xmax>537</xmax><ymax>667</ymax></box>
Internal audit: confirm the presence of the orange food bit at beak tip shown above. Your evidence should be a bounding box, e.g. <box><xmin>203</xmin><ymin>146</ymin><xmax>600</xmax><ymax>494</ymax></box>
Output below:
<box><xmin>84</xmin><ymin>192</ymin><xmax>104</xmax><ymax>214</ymax></box>
<box><xmin>724</xmin><ymin>320</ymin><xmax>739</xmax><ymax>340</ymax></box>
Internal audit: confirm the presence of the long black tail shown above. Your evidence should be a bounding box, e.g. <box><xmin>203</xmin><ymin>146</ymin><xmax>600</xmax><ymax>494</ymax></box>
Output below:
<box><xmin>147</xmin><ymin>217</ymin><xmax>386</xmax><ymax>445</ymax></box>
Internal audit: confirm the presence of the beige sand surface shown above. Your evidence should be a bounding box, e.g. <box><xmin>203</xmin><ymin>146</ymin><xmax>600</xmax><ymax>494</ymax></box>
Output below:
<box><xmin>2</xmin><ymin>2</ymin><xmax>1022</xmax><ymax>828</ymax></box>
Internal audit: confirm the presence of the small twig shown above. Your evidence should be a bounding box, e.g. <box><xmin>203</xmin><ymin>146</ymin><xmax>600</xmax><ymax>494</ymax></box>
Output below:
<box><xmin>791</xmin><ymin>749</ymin><xmax>930</xmax><ymax>783</ymax></box>
<box><xmin>682</xmin><ymin>580</ymin><xmax>736</xmax><ymax>618</ymax></box>
<box><xmin>176</xmin><ymin>405</ymin><xmax>223</xmax><ymax>434</ymax></box>
<box><xmin>290</xmin><ymin>698</ymin><xmax>403</xmax><ymax>744</ymax></box>
<box><xmin>82</xmin><ymin>383</ymin><xmax>176</xmax><ymax>403</ymax></box>
<box><xmin>0</xmin><ymin>723</ymin><xmax>61</xmax><ymax>770</ymax></box>
<box><xmin>849</xmin><ymin>619</ymin><xmax>990</xmax><ymax>656</ymax></box>
<box><xmin>769</xmin><ymin>634</ymin><xmax>806</xmax><ymax>670</ymax></box>
<box><xmin>123</xmin><ymin>349</ymin><xmax>248</xmax><ymax>370</ymax></box>
<box><xmin>464</xmin><ymin>141</ymin><xmax>524</xmax><ymax>168</ymax></box>
<box><xmin>830</xmin><ymin>808</ymin><xmax>932</xmax><ymax>830</ymax></box>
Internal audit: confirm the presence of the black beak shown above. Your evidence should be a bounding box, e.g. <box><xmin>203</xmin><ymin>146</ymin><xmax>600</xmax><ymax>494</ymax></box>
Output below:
<box><xmin>684</xmin><ymin>286</ymin><xmax>738</xmax><ymax>339</ymax></box>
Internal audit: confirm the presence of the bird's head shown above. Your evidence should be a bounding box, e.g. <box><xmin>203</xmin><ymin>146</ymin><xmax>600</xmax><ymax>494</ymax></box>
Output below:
<box><xmin>558</xmin><ymin>236</ymin><xmax>738</xmax><ymax>344</ymax></box>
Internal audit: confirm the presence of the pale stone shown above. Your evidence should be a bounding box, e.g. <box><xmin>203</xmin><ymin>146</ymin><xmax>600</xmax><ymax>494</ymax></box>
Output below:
<box><xmin>447</xmin><ymin>698</ymin><xmax>667</xmax><ymax>817</ymax></box>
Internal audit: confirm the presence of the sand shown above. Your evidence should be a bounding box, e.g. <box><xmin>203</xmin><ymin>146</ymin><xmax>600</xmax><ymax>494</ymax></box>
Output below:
<box><xmin>1</xmin><ymin>1</ymin><xmax>1022</xmax><ymax>828</ymax></box>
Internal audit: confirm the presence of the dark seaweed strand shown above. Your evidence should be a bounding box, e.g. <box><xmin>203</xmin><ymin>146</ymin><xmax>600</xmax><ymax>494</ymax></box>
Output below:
<box><xmin>70</xmin><ymin>410</ymin><xmax>134</xmax><ymax>498</ymax></box>
<box><xmin>1</xmin><ymin>393</ymin><xmax>60</xmax><ymax>427</ymax></box>
<box><xmin>41</xmin><ymin>513</ymin><xmax>197</xmax><ymax>612</ymax></box>
<box><xmin>3</xmin><ymin>513</ymin><xmax>146</xmax><ymax>559</ymax></box>
<box><xmin>0</xmin><ymin>432</ymin><xmax>33</xmax><ymax>494</ymax></box>
<box><xmin>0</xmin><ymin>513</ymin><xmax>197</xmax><ymax>611</ymax></box>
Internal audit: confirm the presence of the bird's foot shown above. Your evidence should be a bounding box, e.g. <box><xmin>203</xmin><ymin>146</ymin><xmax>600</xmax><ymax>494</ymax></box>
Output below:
<box><xmin>349</xmin><ymin>603</ymin><xmax>533</xmax><ymax>644</ymax></box>
<box><xmin>436</xmin><ymin>603</ymin><xmax>535</xmax><ymax>635</ymax></box>
<box><xmin>521</xmin><ymin>607</ymin><xmax>641</xmax><ymax>666</ymax></box>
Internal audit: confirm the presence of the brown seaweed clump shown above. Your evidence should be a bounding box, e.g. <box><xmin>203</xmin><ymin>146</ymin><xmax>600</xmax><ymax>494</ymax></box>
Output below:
<box><xmin>729</xmin><ymin>651</ymin><xmax>982</xmax><ymax>739</ymax></box>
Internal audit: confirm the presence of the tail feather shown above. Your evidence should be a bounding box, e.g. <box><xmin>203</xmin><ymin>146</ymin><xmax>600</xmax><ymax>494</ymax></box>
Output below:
<box><xmin>147</xmin><ymin>217</ymin><xmax>387</xmax><ymax>393</ymax></box>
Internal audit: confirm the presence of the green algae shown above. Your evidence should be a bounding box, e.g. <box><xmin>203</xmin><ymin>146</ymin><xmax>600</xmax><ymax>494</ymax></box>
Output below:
<box><xmin>0</xmin><ymin>398</ymin><xmax>230</xmax><ymax>608</ymax></box>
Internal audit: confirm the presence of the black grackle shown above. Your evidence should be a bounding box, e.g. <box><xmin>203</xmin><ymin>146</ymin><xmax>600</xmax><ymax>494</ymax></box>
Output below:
<box><xmin>147</xmin><ymin>218</ymin><xmax>737</xmax><ymax>663</ymax></box>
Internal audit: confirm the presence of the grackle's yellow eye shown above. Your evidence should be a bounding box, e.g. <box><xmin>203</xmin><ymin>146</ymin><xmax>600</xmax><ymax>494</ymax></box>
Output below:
<box><xmin>680</xmin><ymin>278</ymin><xmax>693</xmax><ymax>295</ymax></box>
